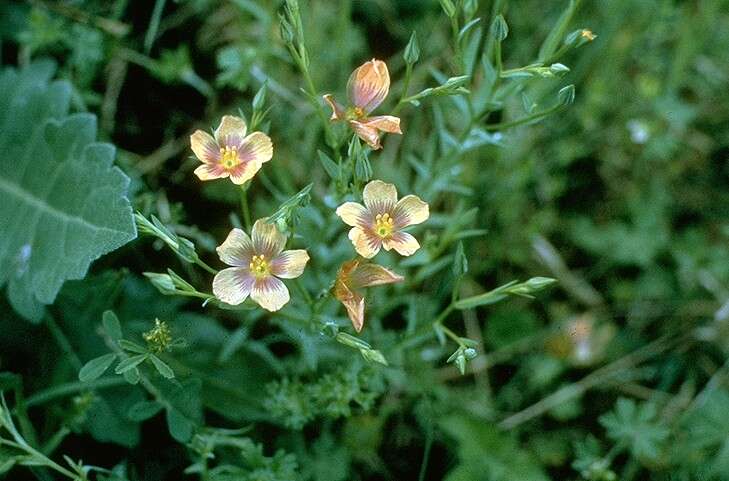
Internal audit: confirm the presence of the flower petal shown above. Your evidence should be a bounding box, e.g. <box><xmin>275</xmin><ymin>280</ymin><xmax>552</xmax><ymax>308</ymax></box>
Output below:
<box><xmin>214</xmin><ymin>115</ymin><xmax>247</xmax><ymax>145</ymax></box>
<box><xmin>393</xmin><ymin>194</ymin><xmax>429</xmax><ymax>228</ymax></box>
<box><xmin>361</xmin><ymin>115</ymin><xmax>402</xmax><ymax>134</ymax></box>
<box><xmin>350</xmin><ymin>120</ymin><xmax>382</xmax><ymax>150</ymax></box>
<box><xmin>190</xmin><ymin>130</ymin><xmax>220</xmax><ymax>164</ymax></box>
<box><xmin>270</xmin><ymin>250</ymin><xmax>309</xmax><ymax>279</ymax></box>
<box><xmin>362</xmin><ymin>179</ymin><xmax>398</xmax><ymax>212</ymax></box>
<box><xmin>349</xmin><ymin>227</ymin><xmax>381</xmax><ymax>259</ymax></box>
<box><xmin>212</xmin><ymin>267</ymin><xmax>255</xmax><ymax>305</ymax></box>
<box><xmin>251</xmin><ymin>276</ymin><xmax>290</xmax><ymax>311</ymax></box>
<box><xmin>194</xmin><ymin>163</ymin><xmax>229</xmax><ymax>181</ymax></box>
<box><xmin>343</xmin><ymin>291</ymin><xmax>366</xmax><ymax>332</ymax></box>
<box><xmin>349</xmin><ymin>262</ymin><xmax>404</xmax><ymax>289</ymax></box>
<box><xmin>323</xmin><ymin>94</ymin><xmax>346</xmax><ymax>121</ymax></box>
<box><xmin>251</xmin><ymin>219</ymin><xmax>287</xmax><ymax>257</ymax></box>
<box><xmin>383</xmin><ymin>231</ymin><xmax>420</xmax><ymax>256</ymax></box>
<box><xmin>228</xmin><ymin>161</ymin><xmax>263</xmax><ymax>185</ymax></box>
<box><xmin>216</xmin><ymin>228</ymin><xmax>254</xmax><ymax>266</ymax></box>
<box><xmin>239</xmin><ymin>132</ymin><xmax>273</xmax><ymax>165</ymax></box>
<box><xmin>335</xmin><ymin>201</ymin><xmax>368</xmax><ymax>227</ymax></box>
<box><xmin>347</xmin><ymin>59</ymin><xmax>390</xmax><ymax>113</ymax></box>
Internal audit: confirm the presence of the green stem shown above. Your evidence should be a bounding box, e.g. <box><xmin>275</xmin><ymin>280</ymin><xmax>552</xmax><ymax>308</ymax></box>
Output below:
<box><xmin>26</xmin><ymin>378</ymin><xmax>128</xmax><ymax>408</ymax></box>
<box><xmin>483</xmin><ymin>103</ymin><xmax>564</xmax><ymax>131</ymax></box>
<box><xmin>194</xmin><ymin>258</ymin><xmax>218</xmax><ymax>275</ymax></box>
<box><xmin>239</xmin><ymin>184</ymin><xmax>252</xmax><ymax>231</ymax></box>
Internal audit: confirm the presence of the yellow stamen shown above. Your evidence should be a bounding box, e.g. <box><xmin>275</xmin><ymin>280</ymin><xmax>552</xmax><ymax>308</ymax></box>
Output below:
<box><xmin>581</xmin><ymin>29</ymin><xmax>596</xmax><ymax>41</ymax></box>
<box><xmin>374</xmin><ymin>213</ymin><xmax>394</xmax><ymax>238</ymax></box>
<box><xmin>249</xmin><ymin>254</ymin><xmax>270</xmax><ymax>278</ymax></box>
<box><xmin>219</xmin><ymin>145</ymin><xmax>240</xmax><ymax>169</ymax></box>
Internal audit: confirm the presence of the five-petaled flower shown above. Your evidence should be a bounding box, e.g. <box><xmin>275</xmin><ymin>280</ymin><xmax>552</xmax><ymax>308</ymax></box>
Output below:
<box><xmin>334</xmin><ymin>258</ymin><xmax>404</xmax><ymax>332</ymax></box>
<box><xmin>190</xmin><ymin>115</ymin><xmax>273</xmax><ymax>185</ymax></box>
<box><xmin>323</xmin><ymin>59</ymin><xmax>402</xmax><ymax>150</ymax></box>
<box><xmin>336</xmin><ymin>180</ymin><xmax>429</xmax><ymax>258</ymax></box>
<box><xmin>212</xmin><ymin>219</ymin><xmax>309</xmax><ymax>311</ymax></box>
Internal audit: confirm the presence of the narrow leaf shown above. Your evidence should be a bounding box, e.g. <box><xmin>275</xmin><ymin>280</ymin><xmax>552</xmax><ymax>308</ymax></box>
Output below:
<box><xmin>78</xmin><ymin>354</ymin><xmax>117</xmax><ymax>382</ymax></box>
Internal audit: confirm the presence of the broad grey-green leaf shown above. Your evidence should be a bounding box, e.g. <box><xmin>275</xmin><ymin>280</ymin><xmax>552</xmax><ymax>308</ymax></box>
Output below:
<box><xmin>0</xmin><ymin>61</ymin><xmax>136</xmax><ymax>321</ymax></box>
<box><xmin>78</xmin><ymin>353</ymin><xmax>117</xmax><ymax>382</ymax></box>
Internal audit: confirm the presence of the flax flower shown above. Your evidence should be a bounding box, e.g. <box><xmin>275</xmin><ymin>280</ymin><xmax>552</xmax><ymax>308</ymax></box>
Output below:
<box><xmin>336</xmin><ymin>180</ymin><xmax>429</xmax><ymax>258</ymax></box>
<box><xmin>212</xmin><ymin>219</ymin><xmax>309</xmax><ymax>311</ymax></box>
<box><xmin>190</xmin><ymin>115</ymin><xmax>272</xmax><ymax>184</ymax></box>
<box><xmin>323</xmin><ymin>59</ymin><xmax>401</xmax><ymax>150</ymax></box>
<box><xmin>334</xmin><ymin>258</ymin><xmax>404</xmax><ymax>332</ymax></box>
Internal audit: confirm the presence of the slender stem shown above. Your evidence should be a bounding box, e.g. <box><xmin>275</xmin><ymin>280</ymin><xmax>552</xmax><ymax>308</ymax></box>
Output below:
<box><xmin>239</xmin><ymin>184</ymin><xmax>252</xmax><ymax>231</ymax></box>
<box><xmin>483</xmin><ymin>103</ymin><xmax>564</xmax><ymax>131</ymax></box>
<box><xmin>26</xmin><ymin>378</ymin><xmax>128</xmax><ymax>408</ymax></box>
<box><xmin>194</xmin><ymin>258</ymin><xmax>218</xmax><ymax>275</ymax></box>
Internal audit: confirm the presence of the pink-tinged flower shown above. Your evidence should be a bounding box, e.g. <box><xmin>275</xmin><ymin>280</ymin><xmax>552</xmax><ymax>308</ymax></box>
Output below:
<box><xmin>323</xmin><ymin>59</ymin><xmax>402</xmax><ymax>150</ymax></box>
<box><xmin>212</xmin><ymin>219</ymin><xmax>309</xmax><ymax>312</ymax></box>
<box><xmin>336</xmin><ymin>180</ymin><xmax>429</xmax><ymax>258</ymax></box>
<box><xmin>190</xmin><ymin>115</ymin><xmax>273</xmax><ymax>185</ymax></box>
<box><xmin>333</xmin><ymin>258</ymin><xmax>404</xmax><ymax>332</ymax></box>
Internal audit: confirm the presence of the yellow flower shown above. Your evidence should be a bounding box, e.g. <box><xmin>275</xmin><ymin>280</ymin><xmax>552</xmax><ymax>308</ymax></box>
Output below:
<box><xmin>323</xmin><ymin>59</ymin><xmax>402</xmax><ymax>150</ymax></box>
<box><xmin>336</xmin><ymin>180</ymin><xmax>429</xmax><ymax>258</ymax></box>
<box><xmin>580</xmin><ymin>29</ymin><xmax>596</xmax><ymax>41</ymax></box>
<box><xmin>334</xmin><ymin>258</ymin><xmax>403</xmax><ymax>332</ymax></box>
<box><xmin>212</xmin><ymin>219</ymin><xmax>309</xmax><ymax>311</ymax></box>
<box><xmin>190</xmin><ymin>115</ymin><xmax>272</xmax><ymax>185</ymax></box>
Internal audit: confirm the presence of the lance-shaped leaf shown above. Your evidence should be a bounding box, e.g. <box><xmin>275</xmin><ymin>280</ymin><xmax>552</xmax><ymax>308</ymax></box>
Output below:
<box><xmin>0</xmin><ymin>60</ymin><xmax>137</xmax><ymax>320</ymax></box>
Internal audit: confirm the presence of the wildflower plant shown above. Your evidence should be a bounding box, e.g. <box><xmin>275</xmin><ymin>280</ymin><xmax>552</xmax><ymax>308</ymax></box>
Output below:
<box><xmin>2</xmin><ymin>0</ymin><xmax>726</xmax><ymax>480</ymax></box>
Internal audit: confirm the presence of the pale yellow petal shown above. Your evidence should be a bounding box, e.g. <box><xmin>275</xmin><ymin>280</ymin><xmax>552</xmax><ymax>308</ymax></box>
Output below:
<box><xmin>383</xmin><ymin>231</ymin><xmax>420</xmax><ymax>256</ymax></box>
<box><xmin>190</xmin><ymin>130</ymin><xmax>220</xmax><ymax>164</ymax></box>
<box><xmin>194</xmin><ymin>163</ymin><xmax>228</xmax><ymax>181</ymax></box>
<box><xmin>228</xmin><ymin>161</ymin><xmax>263</xmax><ymax>185</ymax></box>
<box><xmin>251</xmin><ymin>276</ymin><xmax>290</xmax><ymax>311</ymax></box>
<box><xmin>349</xmin><ymin>227</ymin><xmax>381</xmax><ymax>259</ymax></box>
<box><xmin>343</xmin><ymin>292</ymin><xmax>366</xmax><ymax>332</ymax></box>
<box><xmin>350</xmin><ymin>120</ymin><xmax>382</xmax><ymax>150</ymax></box>
<box><xmin>323</xmin><ymin>94</ymin><xmax>346</xmax><ymax>121</ymax></box>
<box><xmin>212</xmin><ymin>267</ymin><xmax>254</xmax><ymax>305</ymax></box>
<box><xmin>239</xmin><ymin>132</ymin><xmax>273</xmax><ymax>165</ymax></box>
<box><xmin>216</xmin><ymin>228</ymin><xmax>254</xmax><ymax>267</ymax></box>
<box><xmin>362</xmin><ymin>115</ymin><xmax>402</xmax><ymax>134</ymax></box>
<box><xmin>214</xmin><ymin>115</ymin><xmax>247</xmax><ymax>143</ymax></box>
<box><xmin>362</xmin><ymin>179</ymin><xmax>398</xmax><ymax>212</ymax></box>
<box><xmin>349</xmin><ymin>262</ymin><xmax>404</xmax><ymax>289</ymax></box>
<box><xmin>270</xmin><ymin>250</ymin><xmax>309</xmax><ymax>279</ymax></box>
<box><xmin>347</xmin><ymin>59</ymin><xmax>390</xmax><ymax>113</ymax></box>
<box><xmin>335</xmin><ymin>201</ymin><xmax>368</xmax><ymax>227</ymax></box>
<box><xmin>251</xmin><ymin>219</ymin><xmax>287</xmax><ymax>257</ymax></box>
<box><xmin>393</xmin><ymin>194</ymin><xmax>429</xmax><ymax>228</ymax></box>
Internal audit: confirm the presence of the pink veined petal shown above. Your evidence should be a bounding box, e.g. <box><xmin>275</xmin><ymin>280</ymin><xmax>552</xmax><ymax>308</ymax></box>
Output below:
<box><xmin>212</xmin><ymin>267</ymin><xmax>255</xmax><ymax>305</ymax></box>
<box><xmin>194</xmin><ymin>163</ymin><xmax>229</xmax><ymax>181</ymax></box>
<box><xmin>216</xmin><ymin>228</ymin><xmax>254</xmax><ymax>267</ymax></box>
<box><xmin>360</xmin><ymin>115</ymin><xmax>402</xmax><ymax>134</ymax></box>
<box><xmin>228</xmin><ymin>161</ymin><xmax>263</xmax><ymax>185</ymax></box>
<box><xmin>190</xmin><ymin>130</ymin><xmax>220</xmax><ymax>164</ymax></box>
<box><xmin>342</xmin><ymin>290</ymin><xmax>366</xmax><ymax>332</ymax></box>
<box><xmin>349</xmin><ymin>263</ymin><xmax>404</xmax><ymax>289</ymax></box>
<box><xmin>392</xmin><ymin>194</ymin><xmax>430</xmax><ymax>228</ymax></box>
<box><xmin>362</xmin><ymin>179</ymin><xmax>398</xmax><ymax>212</ymax></box>
<box><xmin>270</xmin><ymin>250</ymin><xmax>310</xmax><ymax>279</ymax></box>
<box><xmin>349</xmin><ymin>120</ymin><xmax>382</xmax><ymax>150</ymax></box>
<box><xmin>335</xmin><ymin>202</ymin><xmax>368</xmax><ymax>227</ymax></box>
<box><xmin>238</xmin><ymin>132</ymin><xmax>273</xmax><ymax>165</ymax></box>
<box><xmin>251</xmin><ymin>276</ymin><xmax>290</xmax><ymax>311</ymax></box>
<box><xmin>323</xmin><ymin>94</ymin><xmax>346</xmax><ymax>121</ymax></box>
<box><xmin>347</xmin><ymin>59</ymin><xmax>390</xmax><ymax>114</ymax></box>
<box><xmin>349</xmin><ymin>226</ymin><xmax>382</xmax><ymax>259</ymax></box>
<box><xmin>383</xmin><ymin>231</ymin><xmax>421</xmax><ymax>256</ymax></box>
<box><xmin>251</xmin><ymin>219</ymin><xmax>287</xmax><ymax>258</ymax></box>
<box><xmin>214</xmin><ymin>115</ymin><xmax>247</xmax><ymax>145</ymax></box>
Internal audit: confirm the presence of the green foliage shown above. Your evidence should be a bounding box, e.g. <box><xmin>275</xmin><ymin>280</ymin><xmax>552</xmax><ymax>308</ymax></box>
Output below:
<box><xmin>0</xmin><ymin>61</ymin><xmax>136</xmax><ymax>321</ymax></box>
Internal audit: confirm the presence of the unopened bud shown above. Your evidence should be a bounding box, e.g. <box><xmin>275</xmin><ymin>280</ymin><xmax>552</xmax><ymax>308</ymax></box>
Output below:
<box><xmin>490</xmin><ymin>15</ymin><xmax>509</xmax><ymax>42</ymax></box>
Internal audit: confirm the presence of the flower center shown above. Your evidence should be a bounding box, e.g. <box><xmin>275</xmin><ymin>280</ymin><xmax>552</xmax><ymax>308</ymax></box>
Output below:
<box><xmin>346</xmin><ymin>106</ymin><xmax>366</xmax><ymax>121</ymax></box>
<box><xmin>374</xmin><ymin>213</ymin><xmax>394</xmax><ymax>238</ymax></box>
<box><xmin>219</xmin><ymin>146</ymin><xmax>240</xmax><ymax>169</ymax></box>
<box><xmin>249</xmin><ymin>254</ymin><xmax>270</xmax><ymax>278</ymax></box>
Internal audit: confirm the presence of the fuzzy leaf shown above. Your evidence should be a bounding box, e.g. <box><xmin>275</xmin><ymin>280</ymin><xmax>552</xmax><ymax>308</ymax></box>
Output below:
<box><xmin>0</xmin><ymin>61</ymin><xmax>136</xmax><ymax>321</ymax></box>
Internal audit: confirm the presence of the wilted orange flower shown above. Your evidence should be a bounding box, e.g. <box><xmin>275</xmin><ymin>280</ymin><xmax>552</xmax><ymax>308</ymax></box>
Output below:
<box><xmin>213</xmin><ymin>219</ymin><xmax>309</xmax><ymax>311</ymax></box>
<box><xmin>190</xmin><ymin>115</ymin><xmax>272</xmax><ymax>185</ymax></box>
<box><xmin>334</xmin><ymin>258</ymin><xmax>404</xmax><ymax>332</ymax></box>
<box><xmin>336</xmin><ymin>180</ymin><xmax>429</xmax><ymax>258</ymax></box>
<box><xmin>323</xmin><ymin>59</ymin><xmax>401</xmax><ymax>150</ymax></box>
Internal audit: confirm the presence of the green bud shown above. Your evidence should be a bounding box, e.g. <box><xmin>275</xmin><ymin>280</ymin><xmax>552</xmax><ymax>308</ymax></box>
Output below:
<box><xmin>464</xmin><ymin>348</ymin><xmax>478</xmax><ymax>360</ymax></box>
<box><xmin>455</xmin><ymin>354</ymin><xmax>466</xmax><ymax>375</ymax></box>
<box><xmin>439</xmin><ymin>0</ymin><xmax>457</xmax><ymax>18</ymax></box>
<box><xmin>490</xmin><ymin>14</ymin><xmax>508</xmax><ymax>42</ymax></box>
<box><xmin>549</xmin><ymin>63</ymin><xmax>570</xmax><ymax>75</ymax></box>
<box><xmin>565</xmin><ymin>28</ymin><xmax>597</xmax><ymax>48</ymax></box>
<box><xmin>360</xmin><ymin>348</ymin><xmax>388</xmax><ymax>366</ymax></box>
<box><xmin>525</xmin><ymin>276</ymin><xmax>557</xmax><ymax>291</ymax></box>
<box><xmin>463</xmin><ymin>0</ymin><xmax>479</xmax><ymax>20</ymax></box>
<box><xmin>404</xmin><ymin>31</ymin><xmax>420</xmax><ymax>65</ymax></box>
<box><xmin>452</xmin><ymin>241</ymin><xmax>468</xmax><ymax>278</ymax></box>
<box><xmin>558</xmin><ymin>84</ymin><xmax>575</xmax><ymax>106</ymax></box>
<box><xmin>252</xmin><ymin>81</ymin><xmax>267</xmax><ymax>111</ymax></box>
<box><xmin>278</xmin><ymin>14</ymin><xmax>295</xmax><ymax>44</ymax></box>
<box><xmin>336</xmin><ymin>332</ymin><xmax>371</xmax><ymax>350</ymax></box>
<box><xmin>144</xmin><ymin>272</ymin><xmax>177</xmax><ymax>295</ymax></box>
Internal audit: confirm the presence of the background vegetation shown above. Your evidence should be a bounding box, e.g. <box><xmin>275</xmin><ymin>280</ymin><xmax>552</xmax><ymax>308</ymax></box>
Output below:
<box><xmin>1</xmin><ymin>0</ymin><xmax>729</xmax><ymax>480</ymax></box>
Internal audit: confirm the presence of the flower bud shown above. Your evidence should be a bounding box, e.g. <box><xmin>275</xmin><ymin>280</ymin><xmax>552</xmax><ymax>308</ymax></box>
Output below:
<box><xmin>490</xmin><ymin>15</ymin><xmax>509</xmax><ymax>42</ymax></box>
<box><xmin>439</xmin><ymin>0</ymin><xmax>457</xmax><ymax>18</ymax></box>
<box><xmin>558</xmin><ymin>85</ymin><xmax>575</xmax><ymax>106</ymax></box>
<box><xmin>404</xmin><ymin>32</ymin><xmax>420</xmax><ymax>65</ymax></box>
<box><xmin>144</xmin><ymin>272</ymin><xmax>177</xmax><ymax>295</ymax></box>
<box><xmin>464</xmin><ymin>348</ymin><xmax>478</xmax><ymax>360</ymax></box>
